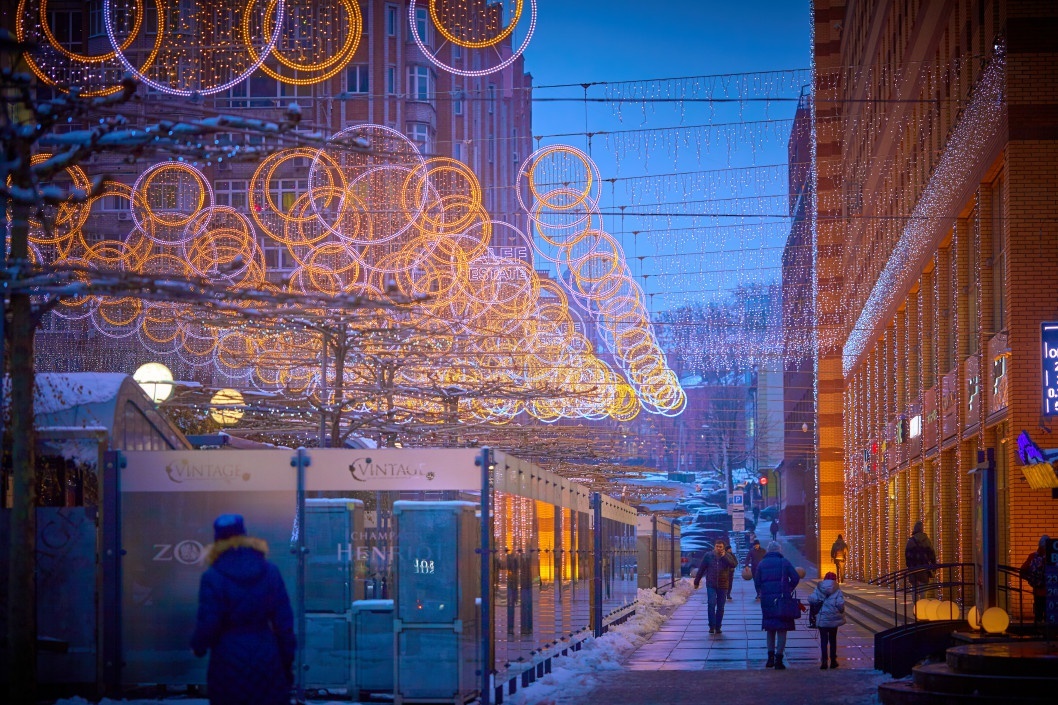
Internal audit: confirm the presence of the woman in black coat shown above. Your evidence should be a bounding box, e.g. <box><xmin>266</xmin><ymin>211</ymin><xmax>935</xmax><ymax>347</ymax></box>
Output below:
<box><xmin>753</xmin><ymin>541</ymin><xmax>800</xmax><ymax>670</ymax></box>
<box><xmin>191</xmin><ymin>514</ymin><xmax>296</xmax><ymax>705</ymax></box>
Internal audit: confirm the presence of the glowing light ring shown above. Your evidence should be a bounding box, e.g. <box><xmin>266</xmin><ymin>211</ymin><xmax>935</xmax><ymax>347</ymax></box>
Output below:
<box><xmin>408</xmin><ymin>0</ymin><xmax>536</xmax><ymax>77</ymax></box>
<box><xmin>428</xmin><ymin>0</ymin><xmax>524</xmax><ymax>49</ymax></box>
<box><xmin>18</xmin><ymin>0</ymin><xmax>163</xmax><ymax>96</ymax></box>
<box><xmin>131</xmin><ymin>162</ymin><xmax>214</xmax><ymax>238</ymax></box>
<box><xmin>249</xmin><ymin>0</ymin><xmax>363</xmax><ymax>85</ymax></box>
<box><xmin>104</xmin><ymin>0</ymin><xmax>286</xmax><ymax>97</ymax></box>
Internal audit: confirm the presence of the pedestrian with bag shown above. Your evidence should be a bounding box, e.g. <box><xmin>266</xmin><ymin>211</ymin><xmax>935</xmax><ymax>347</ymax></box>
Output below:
<box><xmin>754</xmin><ymin>541</ymin><xmax>800</xmax><ymax>669</ymax></box>
<box><xmin>831</xmin><ymin>534</ymin><xmax>849</xmax><ymax>584</ymax></box>
<box><xmin>725</xmin><ymin>543</ymin><xmax>736</xmax><ymax>600</ymax></box>
<box><xmin>808</xmin><ymin>571</ymin><xmax>846</xmax><ymax>669</ymax></box>
<box><xmin>191</xmin><ymin>514</ymin><xmax>296</xmax><ymax>705</ymax></box>
<box><xmin>745</xmin><ymin>538</ymin><xmax>768</xmax><ymax>600</ymax></box>
<box><xmin>693</xmin><ymin>539</ymin><xmax>738</xmax><ymax>634</ymax></box>
<box><xmin>1019</xmin><ymin>535</ymin><xmax>1050</xmax><ymax>625</ymax></box>
<box><xmin>904</xmin><ymin>520</ymin><xmax>936</xmax><ymax>599</ymax></box>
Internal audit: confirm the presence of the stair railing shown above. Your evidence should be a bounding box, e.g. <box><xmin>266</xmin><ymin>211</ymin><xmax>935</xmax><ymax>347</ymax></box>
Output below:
<box><xmin>869</xmin><ymin>562</ymin><xmax>976</xmax><ymax>628</ymax></box>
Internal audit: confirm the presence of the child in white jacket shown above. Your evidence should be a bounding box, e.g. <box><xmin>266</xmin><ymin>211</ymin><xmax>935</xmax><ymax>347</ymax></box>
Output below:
<box><xmin>808</xmin><ymin>571</ymin><xmax>846</xmax><ymax>669</ymax></box>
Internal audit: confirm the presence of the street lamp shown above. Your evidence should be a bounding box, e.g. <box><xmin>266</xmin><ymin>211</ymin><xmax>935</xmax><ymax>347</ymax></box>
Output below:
<box><xmin>133</xmin><ymin>362</ymin><xmax>174</xmax><ymax>404</ymax></box>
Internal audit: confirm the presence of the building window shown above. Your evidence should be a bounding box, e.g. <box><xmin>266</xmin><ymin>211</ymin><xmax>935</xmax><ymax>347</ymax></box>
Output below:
<box><xmin>453</xmin><ymin>89</ymin><xmax>463</xmax><ymax>115</ymax></box>
<box><xmin>453</xmin><ymin>142</ymin><xmax>464</xmax><ymax>162</ymax></box>
<box><xmin>453</xmin><ymin>44</ymin><xmax>462</xmax><ymax>60</ymax></box>
<box><xmin>487</xmin><ymin>83</ymin><xmax>495</xmax><ymax>113</ymax></box>
<box><xmin>408</xmin><ymin>123</ymin><xmax>430</xmax><ymax>155</ymax></box>
<box><xmin>269</xmin><ymin>179</ymin><xmax>307</xmax><ymax>213</ymax></box>
<box><xmin>408</xmin><ymin>65</ymin><xmax>433</xmax><ymax>101</ymax></box>
<box><xmin>88</xmin><ymin>1</ymin><xmax>105</xmax><ymax>38</ymax></box>
<box><xmin>386</xmin><ymin>66</ymin><xmax>396</xmax><ymax>95</ymax></box>
<box><xmin>488</xmin><ymin>135</ymin><xmax>495</xmax><ymax>163</ymax></box>
<box><xmin>215</xmin><ymin>180</ymin><xmax>248</xmax><ymax>210</ymax></box>
<box><xmin>347</xmin><ymin>64</ymin><xmax>369</xmax><ymax>94</ymax></box>
<box><xmin>46</xmin><ymin>9</ymin><xmax>83</xmax><ymax>51</ymax></box>
<box><xmin>386</xmin><ymin>4</ymin><xmax>398</xmax><ymax>36</ymax></box>
<box><xmin>511</xmin><ymin>128</ymin><xmax>518</xmax><ymax>164</ymax></box>
<box><xmin>414</xmin><ymin>6</ymin><xmax>430</xmax><ymax>43</ymax></box>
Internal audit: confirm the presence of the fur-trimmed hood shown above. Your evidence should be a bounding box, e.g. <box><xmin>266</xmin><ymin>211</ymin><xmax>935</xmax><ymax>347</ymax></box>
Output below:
<box><xmin>205</xmin><ymin>534</ymin><xmax>269</xmax><ymax>567</ymax></box>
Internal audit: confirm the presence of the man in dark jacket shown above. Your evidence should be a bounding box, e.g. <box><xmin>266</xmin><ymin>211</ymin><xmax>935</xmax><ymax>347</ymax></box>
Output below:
<box><xmin>831</xmin><ymin>534</ymin><xmax>849</xmax><ymax>584</ymax></box>
<box><xmin>694</xmin><ymin>539</ymin><xmax>738</xmax><ymax>634</ymax></box>
<box><xmin>754</xmin><ymin>541</ymin><xmax>800</xmax><ymax>670</ymax></box>
<box><xmin>904</xmin><ymin>520</ymin><xmax>936</xmax><ymax>599</ymax></box>
<box><xmin>191</xmin><ymin>514</ymin><xmax>296</xmax><ymax>705</ymax></box>
<box><xmin>745</xmin><ymin>539</ymin><xmax>768</xmax><ymax>599</ymax></box>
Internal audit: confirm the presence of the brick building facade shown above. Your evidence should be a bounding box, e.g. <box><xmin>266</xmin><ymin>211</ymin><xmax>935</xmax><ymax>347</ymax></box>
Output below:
<box><xmin>809</xmin><ymin>0</ymin><xmax>1058</xmax><ymax>593</ymax></box>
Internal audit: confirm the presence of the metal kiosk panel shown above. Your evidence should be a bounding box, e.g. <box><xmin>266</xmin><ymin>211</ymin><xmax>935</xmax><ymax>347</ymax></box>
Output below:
<box><xmin>392</xmin><ymin>500</ymin><xmax>480</xmax><ymax>704</ymax></box>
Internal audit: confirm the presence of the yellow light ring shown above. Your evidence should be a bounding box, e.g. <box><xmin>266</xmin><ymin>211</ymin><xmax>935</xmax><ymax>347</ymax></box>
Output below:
<box><xmin>428</xmin><ymin>0</ymin><xmax>523</xmax><ymax>49</ymax></box>
<box><xmin>276</xmin><ymin>189</ymin><xmax>358</xmax><ymax>253</ymax></box>
<box><xmin>49</xmin><ymin>257</ymin><xmax>97</xmax><ymax>319</ymax></box>
<box><xmin>529</xmin><ymin>195</ymin><xmax>600</xmax><ymax>248</ymax></box>
<box><xmin>518</xmin><ymin>145</ymin><xmax>598</xmax><ymax>212</ymax></box>
<box><xmin>427</xmin><ymin>210</ymin><xmax>492</xmax><ymax>262</ymax></box>
<box><xmin>36</xmin><ymin>0</ymin><xmax>144</xmax><ymax>62</ymax></box>
<box><xmin>403</xmin><ymin>158</ymin><xmax>483</xmax><ymax>232</ymax></box>
<box><xmin>140</xmin><ymin>304</ymin><xmax>184</xmax><ymax>345</ymax></box>
<box><xmin>568</xmin><ymin>238</ymin><xmax>622</xmax><ymax>286</ymax></box>
<box><xmin>253</xmin><ymin>149</ymin><xmax>341</xmax><ymax>227</ymax></box>
<box><xmin>182</xmin><ymin>207</ymin><xmax>260</xmax><ymax>279</ymax></box>
<box><xmin>131</xmin><ymin>162</ymin><xmax>213</xmax><ymax>233</ymax></box>
<box><xmin>248</xmin><ymin>0</ymin><xmax>363</xmax><ymax>84</ymax></box>
<box><xmin>18</xmin><ymin>0</ymin><xmax>163</xmax><ymax>96</ymax></box>
<box><xmin>96</xmin><ymin>296</ymin><xmax>143</xmax><ymax>328</ymax></box>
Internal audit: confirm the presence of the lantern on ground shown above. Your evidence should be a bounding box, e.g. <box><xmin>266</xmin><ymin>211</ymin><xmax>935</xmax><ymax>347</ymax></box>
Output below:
<box><xmin>980</xmin><ymin>607</ymin><xmax>1009</xmax><ymax>634</ymax></box>
<box><xmin>967</xmin><ymin>605</ymin><xmax>980</xmax><ymax>630</ymax></box>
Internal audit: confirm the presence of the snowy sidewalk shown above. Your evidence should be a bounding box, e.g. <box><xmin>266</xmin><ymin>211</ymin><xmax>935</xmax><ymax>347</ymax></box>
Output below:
<box><xmin>621</xmin><ymin>571</ymin><xmax>875</xmax><ymax>671</ymax></box>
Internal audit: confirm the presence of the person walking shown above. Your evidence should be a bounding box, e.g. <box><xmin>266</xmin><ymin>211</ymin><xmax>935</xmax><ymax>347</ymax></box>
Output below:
<box><xmin>191</xmin><ymin>514</ymin><xmax>296</xmax><ymax>705</ymax></box>
<box><xmin>693</xmin><ymin>538</ymin><xmax>738</xmax><ymax>634</ymax></box>
<box><xmin>770</xmin><ymin>518</ymin><xmax>781</xmax><ymax>542</ymax></box>
<box><xmin>745</xmin><ymin>538</ymin><xmax>768</xmax><ymax>600</ymax></box>
<box><xmin>904</xmin><ymin>520</ymin><xmax>936</xmax><ymax>599</ymax></box>
<box><xmin>831</xmin><ymin>534</ymin><xmax>849</xmax><ymax>584</ymax></box>
<box><xmin>1019</xmin><ymin>535</ymin><xmax>1050</xmax><ymax>625</ymax></box>
<box><xmin>725</xmin><ymin>542</ymin><xmax>736</xmax><ymax>600</ymax></box>
<box><xmin>808</xmin><ymin>571</ymin><xmax>846</xmax><ymax>669</ymax></box>
<box><xmin>754</xmin><ymin>541</ymin><xmax>800</xmax><ymax>670</ymax></box>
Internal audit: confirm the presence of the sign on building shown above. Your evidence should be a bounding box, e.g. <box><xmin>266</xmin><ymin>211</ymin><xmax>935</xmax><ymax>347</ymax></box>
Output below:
<box><xmin>1042</xmin><ymin>323</ymin><xmax>1058</xmax><ymax>416</ymax></box>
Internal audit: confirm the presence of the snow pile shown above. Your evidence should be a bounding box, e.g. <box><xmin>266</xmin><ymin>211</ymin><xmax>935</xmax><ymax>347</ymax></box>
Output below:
<box><xmin>506</xmin><ymin>580</ymin><xmax>694</xmax><ymax>705</ymax></box>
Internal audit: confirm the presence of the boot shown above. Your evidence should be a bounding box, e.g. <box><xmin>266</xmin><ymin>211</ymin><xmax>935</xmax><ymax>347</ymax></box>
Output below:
<box><xmin>774</xmin><ymin>654</ymin><xmax>786</xmax><ymax>670</ymax></box>
<box><xmin>820</xmin><ymin>657</ymin><xmax>828</xmax><ymax>670</ymax></box>
<box><xmin>830</xmin><ymin>658</ymin><xmax>839</xmax><ymax>669</ymax></box>
<box><xmin>765</xmin><ymin>651</ymin><xmax>775</xmax><ymax>668</ymax></box>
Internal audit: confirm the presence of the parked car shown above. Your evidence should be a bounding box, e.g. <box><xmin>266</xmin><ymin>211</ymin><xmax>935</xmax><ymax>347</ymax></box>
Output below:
<box><xmin>759</xmin><ymin>505</ymin><xmax>779</xmax><ymax>521</ymax></box>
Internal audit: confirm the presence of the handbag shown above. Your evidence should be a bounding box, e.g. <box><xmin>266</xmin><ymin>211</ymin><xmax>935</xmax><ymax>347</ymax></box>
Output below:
<box><xmin>776</xmin><ymin>570</ymin><xmax>803</xmax><ymax>620</ymax></box>
<box><xmin>741</xmin><ymin>565</ymin><xmax>754</xmax><ymax>581</ymax></box>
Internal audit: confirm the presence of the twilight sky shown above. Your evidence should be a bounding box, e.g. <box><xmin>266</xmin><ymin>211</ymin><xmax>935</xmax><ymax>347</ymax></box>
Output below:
<box><xmin>518</xmin><ymin>1</ymin><xmax>813</xmax><ymax>314</ymax></box>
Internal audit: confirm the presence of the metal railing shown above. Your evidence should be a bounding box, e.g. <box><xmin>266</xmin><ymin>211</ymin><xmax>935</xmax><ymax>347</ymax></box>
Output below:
<box><xmin>870</xmin><ymin>562</ymin><xmax>975</xmax><ymax>626</ymax></box>
<box><xmin>868</xmin><ymin>562</ymin><xmax>1038</xmax><ymax>630</ymax></box>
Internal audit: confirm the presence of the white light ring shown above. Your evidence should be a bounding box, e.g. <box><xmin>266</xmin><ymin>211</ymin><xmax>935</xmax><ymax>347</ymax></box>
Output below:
<box><xmin>104</xmin><ymin>0</ymin><xmax>285</xmax><ymax>97</ymax></box>
<box><xmin>408</xmin><ymin>0</ymin><xmax>536</xmax><ymax>77</ymax></box>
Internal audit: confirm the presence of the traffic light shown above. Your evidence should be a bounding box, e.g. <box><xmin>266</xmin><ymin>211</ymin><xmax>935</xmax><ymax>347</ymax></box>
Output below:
<box><xmin>758</xmin><ymin>476</ymin><xmax>768</xmax><ymax>486</ymax></box>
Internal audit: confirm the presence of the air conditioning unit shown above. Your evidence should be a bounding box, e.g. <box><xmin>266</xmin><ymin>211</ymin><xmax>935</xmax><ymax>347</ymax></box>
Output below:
<box><xmin>117</xmin><ymin>212</ymin><xmax>131</xmax><ymax>221</ymax></box>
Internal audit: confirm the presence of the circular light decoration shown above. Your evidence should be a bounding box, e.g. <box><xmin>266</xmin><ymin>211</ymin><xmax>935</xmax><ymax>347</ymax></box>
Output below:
<box><xmin>133</xmin><ymin>362</ymin><xmax>175</xmax><ymax>403</ymax></box>
<box><xmin>914</xmin><ymin>598</ymin><xmax>936</xmax><ymax>621</ymax></box>
<box><xmin>17</xmin><ymin>0</ymin><xmax>163</xmax><ymax>96</ymax></box>
<box><xmin>210</xmin><ymin>388</ymin><xmax>246</xmax><ymax>426</ymax></box>
<box><xmin>966</xmin><ymin>605</ymin><xmax>980</xmax><ymax>630</ymax></box>
<box><xmin>249</xmin><ymin>0</ymin><xmax>363</xmax><ymax>85</ymax></box>
<box><xmin>408</xmin><ymin>0</ymin><xmax>536</xmax><ymax>77</ymax></box>
<box><xmin>104</xmin><ymin>0</ymin><xmax>286</xmax><ymax>97</ymax></box>
<box><xmin>980</xmin><ymin>607</ymin><xmax>1009</xmax><ymax>634</ymax></box>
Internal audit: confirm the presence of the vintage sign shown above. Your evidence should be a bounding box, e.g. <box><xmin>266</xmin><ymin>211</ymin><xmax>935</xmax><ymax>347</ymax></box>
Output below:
<box><xmin>942</xmin><ymin>370</ymin><xmax>959</xmax><ymax>440</ymax></box>
<box><xmin>988</xmin><ymin>333</ymin><xmax>1009</xmax><ymax>415</ymax></box>
<box><xmin>922</xmin><ymin>387</ymin><xmax>938</xmax><ymax>451</ymax></box>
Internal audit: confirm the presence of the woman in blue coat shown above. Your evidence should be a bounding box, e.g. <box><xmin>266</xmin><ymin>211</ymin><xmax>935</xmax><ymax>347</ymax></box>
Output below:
<box><xmin>191</xmin><ymin>514</ymin><xmax>296</xmax><ymax>705</ymax></box>
<box><xmin>753</xmin><ymin>541</ymin><xmax>800</xmax><ymax>670</ymax></box>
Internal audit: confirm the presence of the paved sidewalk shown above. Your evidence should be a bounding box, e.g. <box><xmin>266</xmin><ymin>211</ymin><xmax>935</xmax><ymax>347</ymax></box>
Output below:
<box><xmin>567</xmin><ymin>569</ymin><xmax>888</xmax><ymax>705</ymax></box>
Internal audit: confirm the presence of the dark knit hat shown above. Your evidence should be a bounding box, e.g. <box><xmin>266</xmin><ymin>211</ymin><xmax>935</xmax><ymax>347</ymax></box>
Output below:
<box><xmin>824</xmin><ymin>571</ymin><xmax>838</xmax><ymax>581</ymax></box>
<box><xmin>214</xmin><ymin>514</ymin><xmax>246</xmax><ymax>541</ymax></box>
